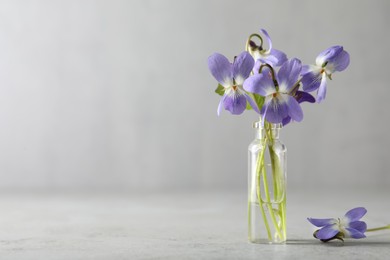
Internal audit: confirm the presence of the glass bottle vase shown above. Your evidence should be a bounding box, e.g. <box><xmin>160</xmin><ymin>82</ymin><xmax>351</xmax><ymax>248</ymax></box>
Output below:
<box><xmin>248</xmin><ymin>121</ymin><xmax>287</xmax><ymax>244</ymax></box>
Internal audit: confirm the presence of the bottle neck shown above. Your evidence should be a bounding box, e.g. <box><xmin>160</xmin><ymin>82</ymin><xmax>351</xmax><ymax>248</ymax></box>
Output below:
<box><xmin>253</xmin><ymin>121</ymin><xmax>281</xmax><ymax>140</ymax></box>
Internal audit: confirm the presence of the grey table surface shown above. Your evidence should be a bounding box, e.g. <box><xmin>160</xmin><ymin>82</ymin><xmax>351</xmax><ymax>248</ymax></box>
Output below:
<box><xmin>0</xmin><ymin>188</ymin><xmax>389</xmax><ymax>260</ymax></box>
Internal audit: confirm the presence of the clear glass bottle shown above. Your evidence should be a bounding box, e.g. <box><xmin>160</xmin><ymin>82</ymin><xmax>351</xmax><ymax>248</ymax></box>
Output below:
<box><xmin>248</xmin><ymin>121</ymin><xmax>287</xmax><ymax>243</ymax></box>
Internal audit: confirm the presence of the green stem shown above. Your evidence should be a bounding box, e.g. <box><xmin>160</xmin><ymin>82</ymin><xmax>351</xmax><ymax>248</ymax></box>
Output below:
<box><xmin>245</xmin><ymin>33</ymin><xmax>263</xmax><ymax>52</ymax></box>
<box><xmin>261</xmin><ymin>159</ymin><xmax>283</xmax><ymax>240</ymax></box>
<box><xmin>261</xmin><ymin>123</ymin><xmax>283</xmax><ymax>240</ymax></box>
<box><xmin>267</xmin><ymin>131</ymin><xmax>285</xmax><ymax>238</ymax></box>
<box><xmin>265</xmin><ymin>126</ymin><xmax>279</xmax><ymax>198</ymax></box>
<box><xmin>250</xmin><ymin>120</ymin><xmax>286</xmax><ymax>242</ymax></box>
<box><xmin>256</xmin><ymin>138</ymin><xmax>272</xmax><ymax>241</ymax></box>
<box><xmin>290</xmin><ymin>78</ymin><xmax>302</xmax><ymax>96</ymax></box>
<box><xmin>366</xmin><ymin>225</ymin><xmax>390</xmax><ymax>232</ymax></box>
<box><xmin>267</xmin><ymin>135</ymin><xmax>278</xmax><ymax>200</ymax></box>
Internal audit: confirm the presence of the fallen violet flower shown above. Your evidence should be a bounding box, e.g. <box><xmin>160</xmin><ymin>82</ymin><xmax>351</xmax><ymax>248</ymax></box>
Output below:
<box><xmin>308</xmin><ymin>207</ymin><xmax>390</xmax><ymax>242</ymax></box>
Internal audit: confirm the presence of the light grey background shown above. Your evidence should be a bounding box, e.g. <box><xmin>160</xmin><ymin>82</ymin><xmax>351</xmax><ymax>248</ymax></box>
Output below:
<box><xmin>0</xmin><ymin>0</ymin><xmax>389</xmax><ymax>191</ymax></box>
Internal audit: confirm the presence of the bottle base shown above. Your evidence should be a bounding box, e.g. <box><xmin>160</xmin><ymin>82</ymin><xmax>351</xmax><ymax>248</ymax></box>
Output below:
<box><xmin>248</xmin><ymin>238</ymin><xmax>286</xmax><ymax>244</ymax></box>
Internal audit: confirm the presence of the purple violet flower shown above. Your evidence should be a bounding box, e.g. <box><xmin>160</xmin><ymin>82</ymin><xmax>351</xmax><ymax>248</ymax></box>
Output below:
<box><xmin>249</xmin><ymin>29</ymin><xmax>287</xmax><ymax>68</ymax></box>
<box><xmin>243</xmin><ymin>58</ymin><xmax>303</xmax><ymax>124</ymax></box>
<box><xmin>308</xmin><ymin>207</ymin><xmax>367</xmax><ymax>242</ymax></box>
<box><xmin>208</xmin><ymin>52</ymin><xmax>260</xmax><ymax>115</ymax></box>
<box><xmin>301</xmin><ymin>46</ymin><xmax>350</xmax><ymax>103</ymax></box>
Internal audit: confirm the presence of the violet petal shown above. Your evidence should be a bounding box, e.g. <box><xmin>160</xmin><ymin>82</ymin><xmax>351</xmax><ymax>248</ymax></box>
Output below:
<box><xmin>316</xmin><ymin>46</ymin><xmax>343</xmax><ymax>67</ymax></box>
<box><xmin>223</xmin><ymin>92</ymin><xmax>247</xmax><ymax>115</ymax></box>
<box><xmin>217</xmin><ymin>95</ymin><xmax>226</xmax><ymax>116</ymax></box>
<box><xmin>277</xmin><ymin>58</ymin><xmax>302</xmax><ymax>93</ymax></box>
<box><xmin>316</xmin><ymin>224</ymin><xmax>339</xmax><ymax>240</ymax></box>
<box><xmin>261</xmin><ymin>49</ymin><xmax>287</xmax><ymax>67</ymax></box>
<box><xmin>268</xmin><ymin>49</ymin><xmax>287</xmax><ymax>67</ymax></box>
<box><xmin>307</xmin><ymin>218</ymin><xmax>336</xmax><ymax>227</ymax></box>
<box><xmin>301</xmin><ymin>65</ymin><xmax>312</xmax><ymax>75</ymax></box>
<box><xmin>296</xmin><ymin>91</ymin><xmax>316</xmax><ymax>103</ymax></box>
<box><xmin>260</xmin><ymin>98</ymin><xmax>270</xmax><ymax>126</ymax></box>
<box><xmin>252</xmin><ymin>59</ymin><xmax>262</xmax><ymax>74</ymax></box>
<box><xmin>345</xmin><ymin>227</ymin><xmax>366</xmax><ymax>239</ymax></box>
<box><xmin>348</xmin><ymin>221</ymin><xmax>367</xmax><ymax>233</ymax></box>
<box><xmin>233</xmin><ymin>51</ymin><xmax>254</xmax><ymax>85</ymax></box>
<box><xmin>282</xmin><ymin>116</ymin><xmax>291</xmax><ymax>126</ymax></box>
<box><xmin>208</xmin><ymin>53</ymin><xmax>233</xmax><ymax>87</ymax></box>
<box><xmin>243</xmin><ymin>70</ymin><xmax>276</xmax><ymax>97</ymax></box>
<box><xmin>301</xmin><ymin>69</ymin><xmax>322</xmax><ymax>92</ymax></box>
<box><xmin>264</xmin><ymin>94</ymin><xmax>289</xmax><ymax>123</ymax></box>
<box><xmin>285</xmin><ymin>94</ymin><xmax>303</xmax><ymax>122</ymax></box>
<box><xmin>329</xmin><ymin>50</ymin><xmax>350</xmax><ymax>72</ymax></box>
<box><xmin>260</xmin><ymin>29</ymin><xmax>273</xmax><ymax>52</ymax></box>
<box><xmin>316</xmin><ymin>74</ymin><xmax>327</xmax><ymax>103</ymax></box>
<box><xmin>344</xmin><ymin>207</ymin><xmax>367</xmax><ymax>222</ymax></box>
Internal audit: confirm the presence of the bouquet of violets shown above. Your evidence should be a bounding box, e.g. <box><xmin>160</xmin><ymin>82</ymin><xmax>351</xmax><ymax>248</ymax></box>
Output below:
<box><xmin>207</xmin><ymin>29</ymin><xmax>350</xmax><ymax>244</ymax></box>
<box><xmin>208</xmin><ymin>28</ymin><xmax>349</xmax><ymax>120</ymax></box>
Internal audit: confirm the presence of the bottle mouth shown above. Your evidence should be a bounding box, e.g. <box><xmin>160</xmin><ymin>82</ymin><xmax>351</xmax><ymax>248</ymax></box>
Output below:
<box><xmin>253</xmin><ymin>121</ymin><xmax>282</xmax><ymax>129</ymax></box>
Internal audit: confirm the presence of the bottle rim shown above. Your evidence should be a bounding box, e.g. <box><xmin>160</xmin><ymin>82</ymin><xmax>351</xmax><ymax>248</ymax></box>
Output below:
<box><xmin>252</xmin><ymin>121</ymin><xmax>282</xmax><ymax>129</ymax></box>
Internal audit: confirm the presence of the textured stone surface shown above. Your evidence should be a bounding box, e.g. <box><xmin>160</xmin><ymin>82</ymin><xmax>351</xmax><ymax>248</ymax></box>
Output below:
<box><xmin>0</xmin><ymin>188</ymin><xmax>389</xmax><ymax>259</ymax></box>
